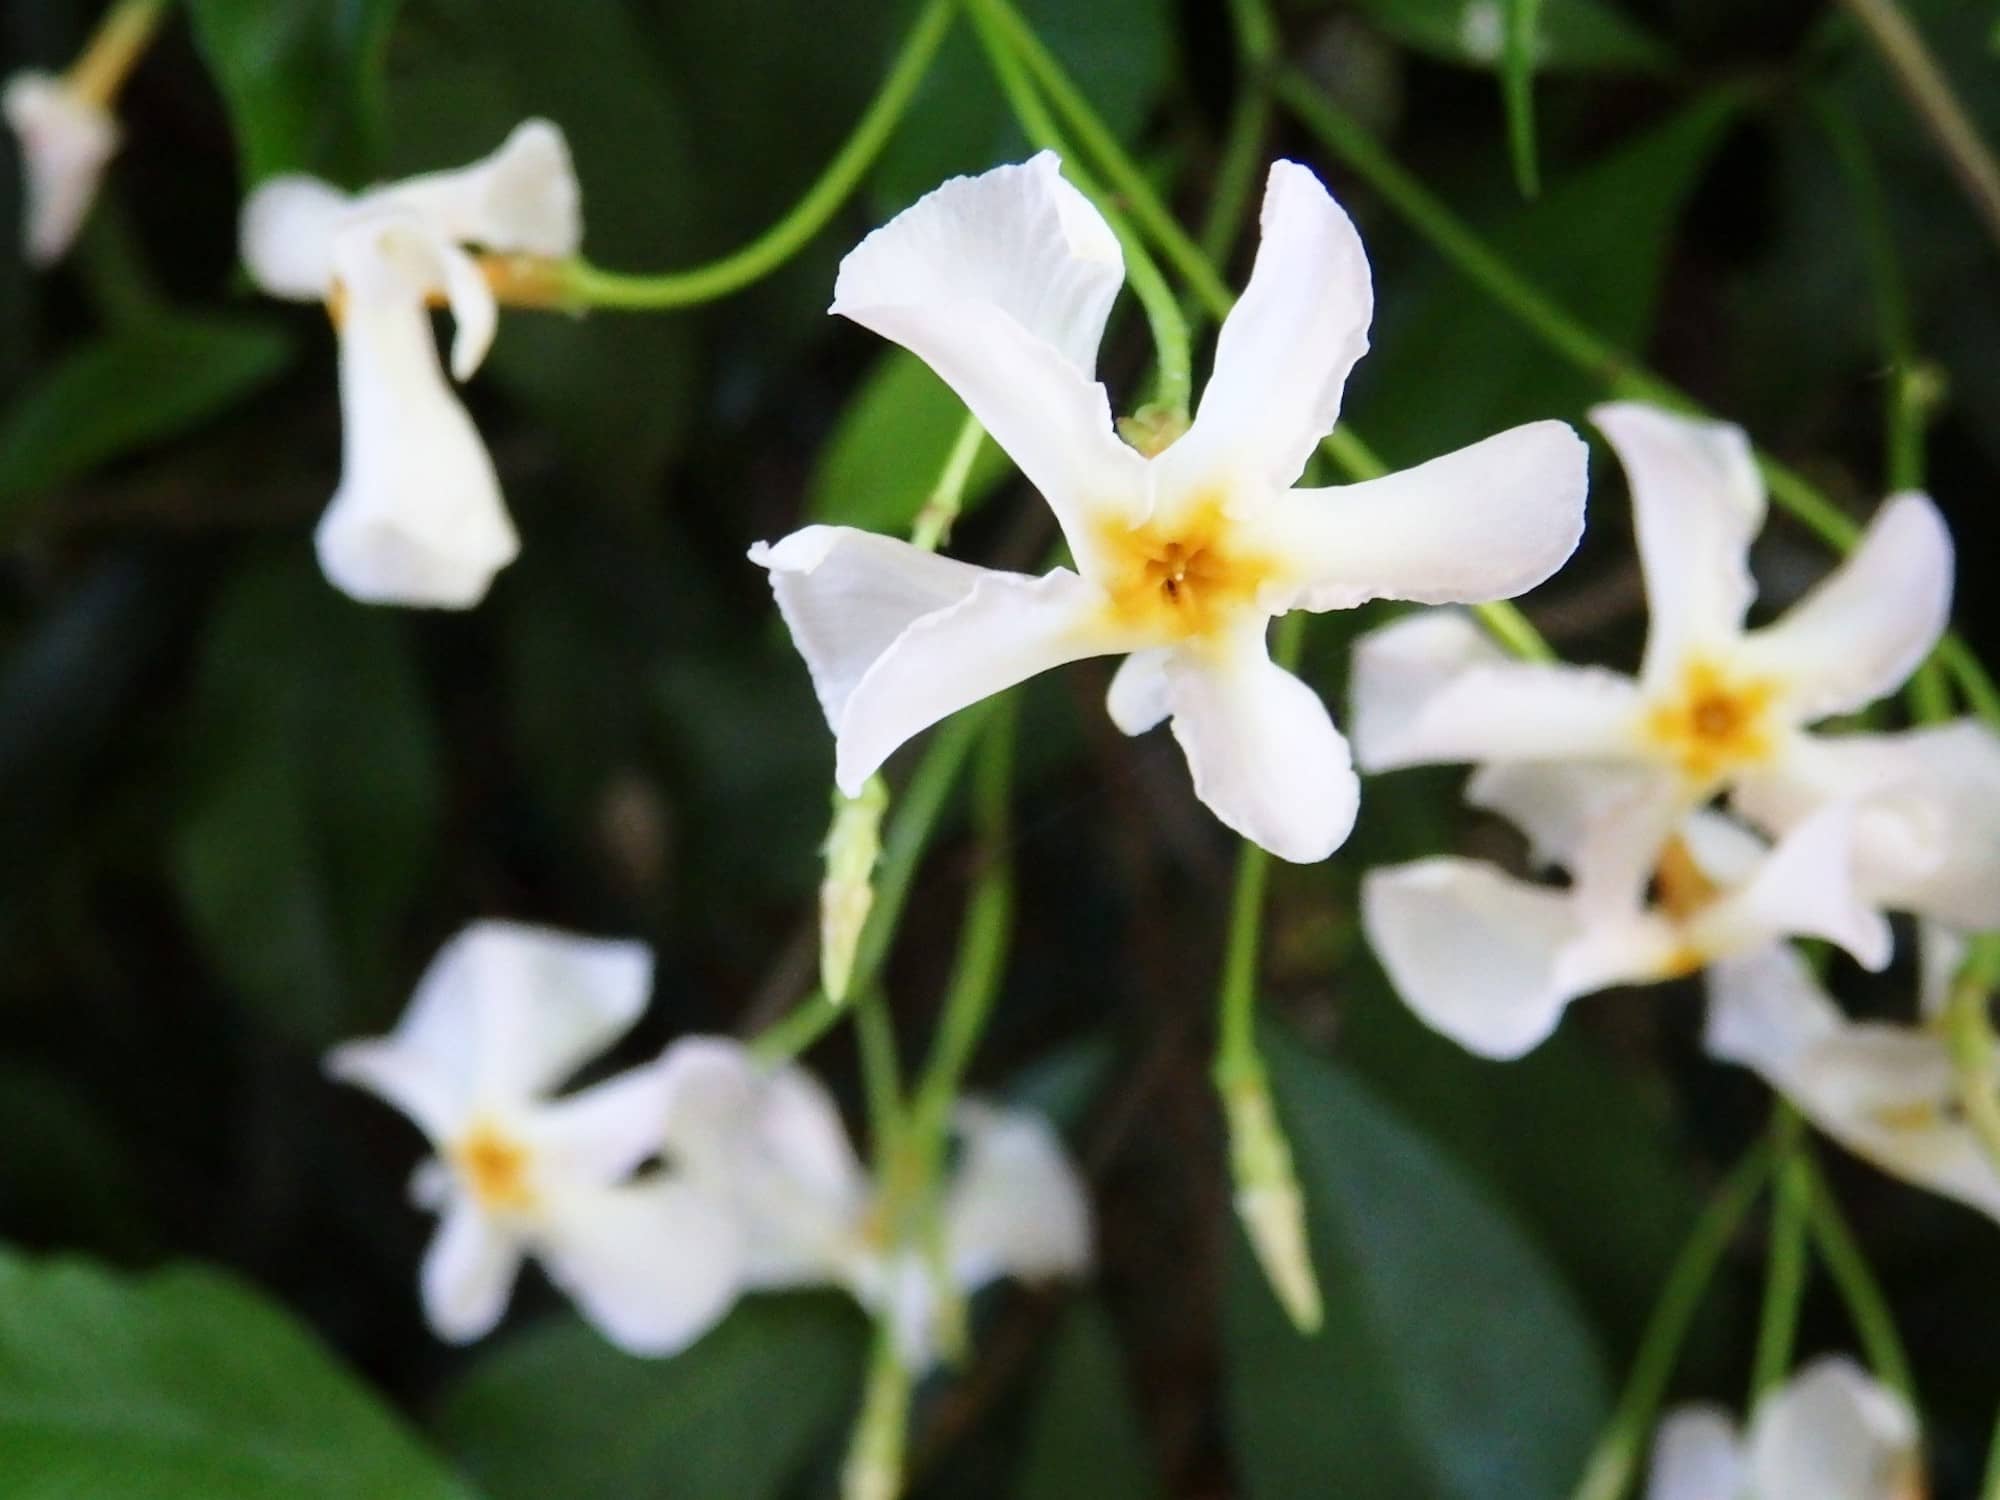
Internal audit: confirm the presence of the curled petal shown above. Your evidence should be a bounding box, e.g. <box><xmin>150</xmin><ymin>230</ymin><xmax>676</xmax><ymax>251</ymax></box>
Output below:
<box><xmin>535</xmin><ymin>1180</ymin><xmax>743</xmax><ymax>1356</ymax></box>
<box><xmin>376</xmin><ymin>117</ymin><xmax>582</xmax><ymax>257</ymax></box>
<box><xmin>945</xmin><ymin>1101</ymin><xmax>1092</xmax><ymax>1291</ymax></box>
<box><xmin>831</xmin><ymin>153</ymin><xmax>1145</xmax><ymax>550</ymax></box>
<box><xmin>1353</xmin><ymin>655</ymin><xmax>1644</xmax><ymax>773</ymax></box>
<box><xmin>1157</xmin><ymin>161</ymin><xmax>1371</xmax><ymax>496</ymax></box>
<box><xmin>1736</xmin><ymin>492</ymin><xmax>1953</xmax><ymax>722</ymax></box>
<box><xmin>1688</xmin><ymin>804</ymin><xmax>1893</xmax><ymax>972</ymax></box>
<box><xmin>1260</xmin><ymin>421</ymin><xmax>1588</xmax><ymax>613</ymax></box>
<box><xmin>420</xmin><ymin>1197</ymin><xmax>523</xmax><ymax>1343</ymax></box>
<box><xmin>1645</xmin><ymin>1408</ymin><xmax>1744</xmax><ymax>1500</ymax></box>
<box><xmin>1348</xmin><ymin>609</ymin><xmax>1501</xmax><ymax>768</ymax></box>
<box><xmin>238</xmin><ymin>174</ymin><xmax>352</xmax><ymax>299</ymax></box>
<box><xmin>1467</xmin><ymin>759</ymin><xmax>1671</xmax><ymax>873</ymax></box>
<box><xmin>1164</xmin><ymin>627</ymin><xmax>1358</xmax><ymax>862</ymax></box>
<box><xmin>3</xmin><ymin>72</ymin><xmax>118</xmax><ymax>267</ymax></box>
<box><xmin>1589</xmin><ymin>402</ymin><xmax>1764</xmax><ymax>684</ymax></box>
<box><xmin>1747</xmin><ymin>1358</ymin><xmax>1921</xmax><ymax>1500</ymax></box>
<box><xmin>1106</xmin><ymin>647</ymin><xmax>1173</xmax><ymax>736</ymax></box>
<box><xmin>532</xmin><ymin>1060</ymin><xmax>677</xmax><ymax>1186</ymax></box>
<box><xmin>1361</xmin><ymin>858</ymin><xmax>1591</xmax><ymax>1058</ymax></box>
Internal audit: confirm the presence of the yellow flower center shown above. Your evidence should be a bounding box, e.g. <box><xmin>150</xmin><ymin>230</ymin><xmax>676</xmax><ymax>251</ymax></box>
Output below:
<box><xmin>1096</xmin><ymin>496</ymin><xmax>1277</xmax><ymax>643</ymax></box>
<box><xmin>1652</xmin><ymin>834</ymin><xmax>1722</xmax><ymax>977</ymax></box>
<box><xmin>1644</xmin><ymin>658</ymin><xmax>1778</xmax><ymax>784</ymax></box>
<box><xmin>454</xmin><ymin>1124</ymin><xmax>537</xmax><ymax>1213</ymax></box>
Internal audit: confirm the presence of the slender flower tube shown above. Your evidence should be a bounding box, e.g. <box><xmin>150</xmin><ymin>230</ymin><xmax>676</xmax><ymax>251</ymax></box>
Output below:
<box><xmin>239</xmin><ymin>120</ymin><xmax>581</xmax><ymax>607</ymax></box>
<box><xmin>1645</xmin><ymin>1357</ymin><xmax>1921</xmax><ymax>1500</ymax></box>
<box><xmin>326</xmin><ymin>921</ymin><xmax>743</xmax><ymax>1354</ymax></box>
<box><xmin>754</xmin><ymin>152</ymin><xmax>1588</xmax><ymax>863</ymax></box>
<box><xmin>657</xmin><ymin>1037</ymin><xmax>1091</xmax><ymax>1370</ymax></box>
<box><xmin>1363</xmin><ymin>765</ymin><xmax>1892</xmax><ymax>1059</ymax></box>
<box><xmin>1707</xmin><ymin>928</ymin><xmax>2000</xmax><ymax>1225</ymax></box>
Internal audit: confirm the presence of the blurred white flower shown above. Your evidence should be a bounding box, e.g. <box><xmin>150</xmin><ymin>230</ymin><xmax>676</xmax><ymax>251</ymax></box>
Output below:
<box><xmin>3</xmin><ymin>72</ymin><xmax>118</xmax><ymax>266</ymax></box>
<box><xmin>753</xmin><ymin>151</ymin><xmax>1587</xmax><ymax>863</ymax></box>
<box><xmin>657</xmin><ymin>1037</ymin><xmax>1091</xmax><ymax>1370</ymax></box>
<box><xmin>1646</xmin><ymin>1357</ymin><xmax>1921</xmax><ymax>1500</ymax></box>
<box><xmin>239</xmin><ymin>120</ymin><xmax>581</xmax><ymax>608</ymax></box>
<box><xmin>1363</xmin><ymin>764</ymin><xmax>1890</xmax><ymax>1058</ymax></box>
<box><xmin>326</xmin><ymin>920</ymin><xmax>742</xmax><ymax>1355</ymax></box>
<box><xmin>1707</xmin><ymin>927</ymin><xmax>2000</xmax><ymax>1225</ymax></box>
<box><xmin>1350</xmin><ymin>403</ymin><xmax>1994</xmax><ymax>930</ymax></box>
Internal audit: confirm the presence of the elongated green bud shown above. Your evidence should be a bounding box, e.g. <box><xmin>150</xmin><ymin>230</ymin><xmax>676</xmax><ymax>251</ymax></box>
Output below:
<box><xmin>1223</xmin><ymin>1069</ymin><xmax>1322</xmax><ymax>1334</ymax></box>
<box><xmin>821</xmin><ymin>776</ymin><xmax>889</xmax><ymax>1005</ymax></box>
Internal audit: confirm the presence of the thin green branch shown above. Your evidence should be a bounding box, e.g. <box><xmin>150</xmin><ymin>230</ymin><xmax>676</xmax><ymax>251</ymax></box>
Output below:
<box><xmin>1796</xmin><ymin>1153</ymin><xmax>1916</xmax><ymax>1406</ymax></box>
<box><xmin>556</xmin><ymin>0</ymin><xmax>954</xmax><ymax>310</ymax></box>
<box><xmin>1943</xmin><ymin>933</ymin><xmax>2000</xmax><ymax>1179</ymax></box>
<box><xmin>1503</xmin><ymin>0</ymin><xmax>1546</xmax><ymax>198</ymax></box>
<box><xmin>1750</xmin><ymin>1107</ymin><xmax>1811</xmax><ymax>1402</ymax></box>
<box><xmin>842</xmin><ymin>1328</ymin><xmax>915</xmax><ymax>1500</ymax></box>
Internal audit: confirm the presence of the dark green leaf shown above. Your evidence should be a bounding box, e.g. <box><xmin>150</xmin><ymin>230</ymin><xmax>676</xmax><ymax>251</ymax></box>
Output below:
<box><xmin>185</xmin><ymin>0</ymin><xmax>401</xmax><ymax>181</ymax></box>
<box><xmin>1224</xmin><ymin>1025</ymin><xmax>1608</xmax><ymax>1500</ymax></box>
<box><xmin>1343</xmin><ymin>0</ymin><xmax>1671</xmax><ymax>73</ymax></box>
<box><xmin>809</xmin><ymin>350</ymin><xmax>1011</xmax><ymax>534</ymax></box>
<box><xmin>173</xmin><ymin>550</ymin><xmax>440</xmax><ymax>1046</ymax></box>
<box><xmin>0</xmin><ymin>1249</ymin><xmax>474</xmax><ymax>1499</ymax></box>
<box><xmin>1014</xmin><ymin>1299</ymin><xmax>1160</xmax><ymax>1500</ymax></box>
<box><xmin>436</xmin><ymin>1295</ymin><xmax>866</xmax><ymax>1500</ymax></box>
<box><xmin>0</xmin><ymin>315</ymin><xmax>292</xmax><ymax>527</ymax></box>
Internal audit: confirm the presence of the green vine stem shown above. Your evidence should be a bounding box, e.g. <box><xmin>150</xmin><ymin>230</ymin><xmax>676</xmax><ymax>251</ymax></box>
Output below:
<box><xmin>1943</xmin><ymin>934</ymin><xmax>2000</xmax><ymax>1179</ymax></box>
<box><xmin>555</xmin><ymin>0</ymin><xmax>954</xmax><ymax>310</ymax></box>
<box><xmin>66</xmin><ymin>0</ymin><xmax>171</xmax><ymax>109</ymax></box>
<box><xmin>1795</xmin><ymin>1152</ymin><xmax>1916</xmax><ymax>1405</ymax></box>
<box><xmin>1570</xmin><ymin>1140</ymin><xmax>1775</xmax><ymax>1500</ymax></box>
<box><xmin>1749</xmin><ymin>1106</ymin><xmax>1811</xmax><ymax>1402</ymax></box>
<box><xmin>842</xmin><ymin>1327</ymin><xmax>915</xmax><ymax>1500</ymax></box>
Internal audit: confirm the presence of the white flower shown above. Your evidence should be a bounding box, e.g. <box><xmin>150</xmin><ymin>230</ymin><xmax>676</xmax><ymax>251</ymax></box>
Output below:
<box><xmin>239</xmin><ymin>120</ymin><xmax>581</xmax><ymax>608</ymax></box>
<box><xmin>1363</xmin><ymin>763</ymin><xmax>1890</xmax><ymax>1058</ymax></box>
<box><xmin>657</xmin><ymin>1037</ymin><xmax>1091</xmax><ymax>1369</ymax></box>
<box><xmin>1706</xmin><ymin>929</ymin><xmax>2000</xmax><ymax>1225</ymax></box>
<box><xmin>3</xmin><ymin>71</ymin><xmax>119</xmax><ymax>266</ymax></box>
<box><xmin>1646</xmin><ymin>1357</ymin><xmax>1921</xmax><ymax>1500</ymax></box>
<box><xmin>753</xmin><ymin>152</ymin><xmax>1587</xmax><ymax>863</ymax></box>
<box><xmin>1350</xmin><ymin>403</ymin><xmax>1994</xmax><ymax>926</ymax></box>
<box><xmin>326</xmin><ymin>920</ymin><xmax>742</xmax><ymax>1355</ymax></box>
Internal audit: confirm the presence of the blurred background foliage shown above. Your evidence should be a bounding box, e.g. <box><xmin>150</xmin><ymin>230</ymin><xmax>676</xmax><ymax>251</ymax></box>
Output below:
<box><xmin>0</xmin><ymin>0</ymin><xmax>1996</xmax><ymax>1495</ymax></box>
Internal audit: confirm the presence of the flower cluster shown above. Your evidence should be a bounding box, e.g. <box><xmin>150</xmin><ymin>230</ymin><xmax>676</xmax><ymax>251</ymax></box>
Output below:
<box><xmin>328</xmin><ymin>921</ymin><xmax>1090</xmax><ymax>1360</ymax></box>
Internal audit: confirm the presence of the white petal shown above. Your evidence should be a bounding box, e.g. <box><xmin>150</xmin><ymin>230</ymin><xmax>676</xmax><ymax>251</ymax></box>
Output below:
<box><xmin>1748</xmin><ymin>1358</ymin><xmax>1920</xmax><ymax>1500</ymax></box>
<box><xmin>535</xmin><ymin>1179</ymin><xmax>744</xmax><ymax>1356</ymax></box>
<box><xmin>325</xmin><ymin>1036</ymin><xmax>466</xmax><ymax>1144</ymax></box>
<box><xmin>319</xmin><ymin>221</ymin><xmax>518</xmax><ymax>608</ymax></box>
<box><xmin>1736</xmin><ymin>492</ymin><xmax>1953</xmax><ymax>722</ymax></box>
<box><xmin>832</xmin><ymin>564</ymin><xmax>1122</xmax><ymax>796</ymax></box>
<box><xmin>1158</xmin><ymin>161</ymin><xmax>1371</xmax><ymax>495</ymax></box>
<box><xmin>3</xmin><ymin>73</ymin><xmax>118</xmax><ymax>267</ymax></box>
<box><xmin>1589</xmin><ymin>402</ymin><xmax>1764</xmax><ymax>685</ymax></box>
<box><xmin>1736</xmin><ymin>720</ymin><xmax>2000</xmax><ymax>931</ymax></box>
<box><xmin>1354</xmin><ymin>656</ymin><xmax>1645</xmax><ymax>772</ymax></box>
<box><xmin>371</xmin><ymin>118</ymin><xmax>581</xmax><ymax>257</ymax></box>
<box><xmin>531</xmin><ymin>1059</ymin><xmax>675</xmax><ymax>1185</ymax></box>
<box><xmin>1348</xmin><ymin>609</ymin><xmax>1502</xmax><ymax>768</ymax></box>
<box><xmin>1361</xmin><ymin>858</ymin><xmax>1593</xmax><ymax>1058</ymax></box>
<box><xmin>238</xmin><ymin>174</ymin><xmax>352</xmax><ymax>299</ymax></box>
<box><xmin>1163</xmin><ymin>627</ymin><xmax>1358</xmax><ymax>862</ymax></box>
<box><xmin>1565</xmin><ymin>785</ymin><xmax>1679</xmax><ymax>924</ymax></box>
<box><xmin>1467</xmin><ymin>760</ymin><xmax>1672</xmax><ymax>873</ymax></box>
<box><xmin>1644</xmin><ymin>1407</ymin><xmax>1744</xmax><ymax>1500</ymax></box>
<box><xmin>944</xmin><ymin>1101</ymin><xmax>1092</xmax><ymax>1291</ymax></box>
<box><xmin>420</xmin><ymin>1197</ymin><xmax>523</xmax><ymax>1343</ymax></box>
<box><xmin>831</xmin><ymin>153</ymin><xmax>1145</xmax><ymax>553</ymax></box>
<box><xmin>1691</xmin><ymin>804</ymin><xmax>1892</xmax><ymax>971</ymax></box>
<box><xmin>1918</xmin><ymin>921</ymin><xmax>1967</xmax><ymax>1023</ymax></box>
<box><xmin>1258</xmin><ymin>422</ymin><xmax>1588</xmax><ymax>613</ymax></box>
<box><xmin>750</xmin><ymin>525</ymin><xmax>996</xmax><ymax>729</ymax></box>
<box><xmin>1105</xmin><ymin>647</ymin><xmax>1173</xmax><ymax>736</ymax></box>
<box><xmin>1703</xmin><ymin>945</ymin><xmax>1845</xmax><ymax>1081</ymax></box>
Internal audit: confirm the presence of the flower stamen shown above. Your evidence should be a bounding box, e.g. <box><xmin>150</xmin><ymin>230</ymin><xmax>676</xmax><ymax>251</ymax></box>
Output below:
<box><xmin>454</xmin><ymin>1123</ymin><xmax>537</xmax><ymax>1213</ymax></box>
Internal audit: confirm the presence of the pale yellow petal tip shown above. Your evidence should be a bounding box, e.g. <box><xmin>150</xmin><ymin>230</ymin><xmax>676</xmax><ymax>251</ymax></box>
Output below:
<box><xmin>1236</xmin><ymin>1183</ymin><xmax>1323</xmax><ymax>1334</ymax></box>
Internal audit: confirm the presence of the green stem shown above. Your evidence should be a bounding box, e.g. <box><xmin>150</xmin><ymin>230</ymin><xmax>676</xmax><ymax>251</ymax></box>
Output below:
<box><xmin>967</xmin><ymin>0</ymin><xmax>1192</xmax><ymax>416</ymax></box>
<box><xmin>1750</xmin><ymin>1107</ymin><xmax>1811</xmax><ymax>1403</ymax></box>
<box><xmin>1795</xmin><ymin>1152</ymin><xmax>1916</xmax><ymax>1405</ymax></box>
<box><xmin>1274</xmin><ymin>67</ymin><xmax>2000</xmax><ymax>725</ymax></box>
<box><xmin>66</xmin><ymin>0</ymin><xmax>170</xmax><ymax>108</ymax></box>
<box><xmin>1502</xmin><ymin>0</ymin><xmax>1546</xmax><ymax>198</ymax></box>
<box><xmin>1198</xmin><ymin>0</ymin><xmax>1281</xmax><ymax>277</ymax></box>
<box><xmin>556</xmin><ymin>0</ymin><xmax>954</xmax><ymax>310</ymax></box>
<box><xmin>910</xmin><ymin>414</ymin><xmax>985</xmax><ymax>553</ymax></box>
<box><xmin>1570</xmin><ymin>1140</ymin><xmax>1775</xmax><ymax>1500</ymax></box>
<box><xmin>1983</xmin><ymin>1402</ymin><xmax>2000</xmax><ymax>1500</ymax></box>
<box><xmin>841</xmin><ymin>1329</ymin><xmax>915</xmax><ymax>1500</ymax></box>
<box><xmin>1943</xmin><ymin>933</ymin><xmax>2000</xmax><ymax>1179</ymax></box>
<box><xmin>856</xmin><ymin>989</ymin><xmax>907</xmax><ymax>1173</ymax></box>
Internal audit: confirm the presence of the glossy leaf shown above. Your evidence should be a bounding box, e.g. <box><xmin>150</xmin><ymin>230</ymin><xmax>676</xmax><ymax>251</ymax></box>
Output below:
<box><xmin>1224</xmin><ymin>1025</ymin><xmax>1608</xmax><ymax>1500</ymax></box>
<box><xmin>436</xmin><ymin>1295</ymin><xmax>866</xmax><ymax>1500</ymax></box>
<box><xmin>0</xmin><ymin>1250</ymin><xmax>474</xmax><ymax>1500</ymax></box>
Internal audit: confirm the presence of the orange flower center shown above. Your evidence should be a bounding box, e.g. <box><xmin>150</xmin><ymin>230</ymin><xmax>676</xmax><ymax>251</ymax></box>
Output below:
<box><xmin>454</xmin><ymin>1124</ymin><xmax>537</xmax><ymax>1213</ymax></box>
<box><xmin>1644</xmin><ymin>659</ymin><xmax>1778</xmax><ymax>784</ymax></box>
<box><xmin>1096</xmin><ymin>496</ymin><xmax>1276</xmax><ymax>643</ymax></box>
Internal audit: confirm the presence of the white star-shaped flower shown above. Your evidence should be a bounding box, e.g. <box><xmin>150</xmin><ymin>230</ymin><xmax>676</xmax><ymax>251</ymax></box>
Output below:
<box><xmin>1646</xmin><ymin>1358</ymin><xmax>1921</xmax><ymax>1500</ymax></box>
<box><xmin>656</xmin><ymin>1038</ymin><xmax>1091</xmax><ymax>1370</ymax></box>
<box><xmin>753</xmin><ymin>152</ymin><xmax>1588</xmax><ymax>863</ymax></box>
<box><xmin>239</xmin><ymin>120</ymin><xmax>581</xmax><ymax>608</ymax></box>
<box><xmin>3</xmin><ymin>70</ymin><xmax>119</xmax><ymax>266</ymax></box>
<box><xmin>1707</xmin><ymin>927</ymin><xmax>2000</xmax><ymax>1225</ymax></box>
<box><xmin>1351</xmin><ymin>401</ymin><xmax>1997</xmax><ymax>928</ymax></box>
<box><xmin>326</xmin><ymin>920</ymin><xmax>742</xmax><ymax>1355</ymax></box>
<box><xmin>1363</xmin><ymin>762</ymin><xmax>1890</xmax><ymax>1058</ymax></box>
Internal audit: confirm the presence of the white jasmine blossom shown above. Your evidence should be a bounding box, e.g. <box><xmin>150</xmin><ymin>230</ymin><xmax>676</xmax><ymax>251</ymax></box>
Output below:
<box><xmin>239</xmin><ymin>120</ymin><xmax>581</xmax><ymax>608</ymax></box>
<box><xmin>4</xmin><ymin>71</ymin><xmax>119</xmax><ymax>266</ymax></box>
<box><xmin>1646</xmin><ymin>1357</ymin><xmax>1921</xmax><ymax>1500</ymax></box>
<box><xmin>657</xmin><ymin>1038</ymin><xmax>1091</xmax><ymax>1370</ymax></box>
<box><xmin>326</xmin><ymin>921</ymin><xmax>742</xmax><ymax>1354</ymax></box>
<box><xmin>754</xmin><ymin>152</ymin><xmax>1587</xmax><ymax>863</ymax></box>
<box><xmin>1706</xmin><ymin>928</ymin><xmax>2000</xmax><ymax>1225</ymax></box>
<box><xmin>1363</xmin><ymin>764</ymin><xmax>1890</xmax><ymax>1059</ymax></box>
